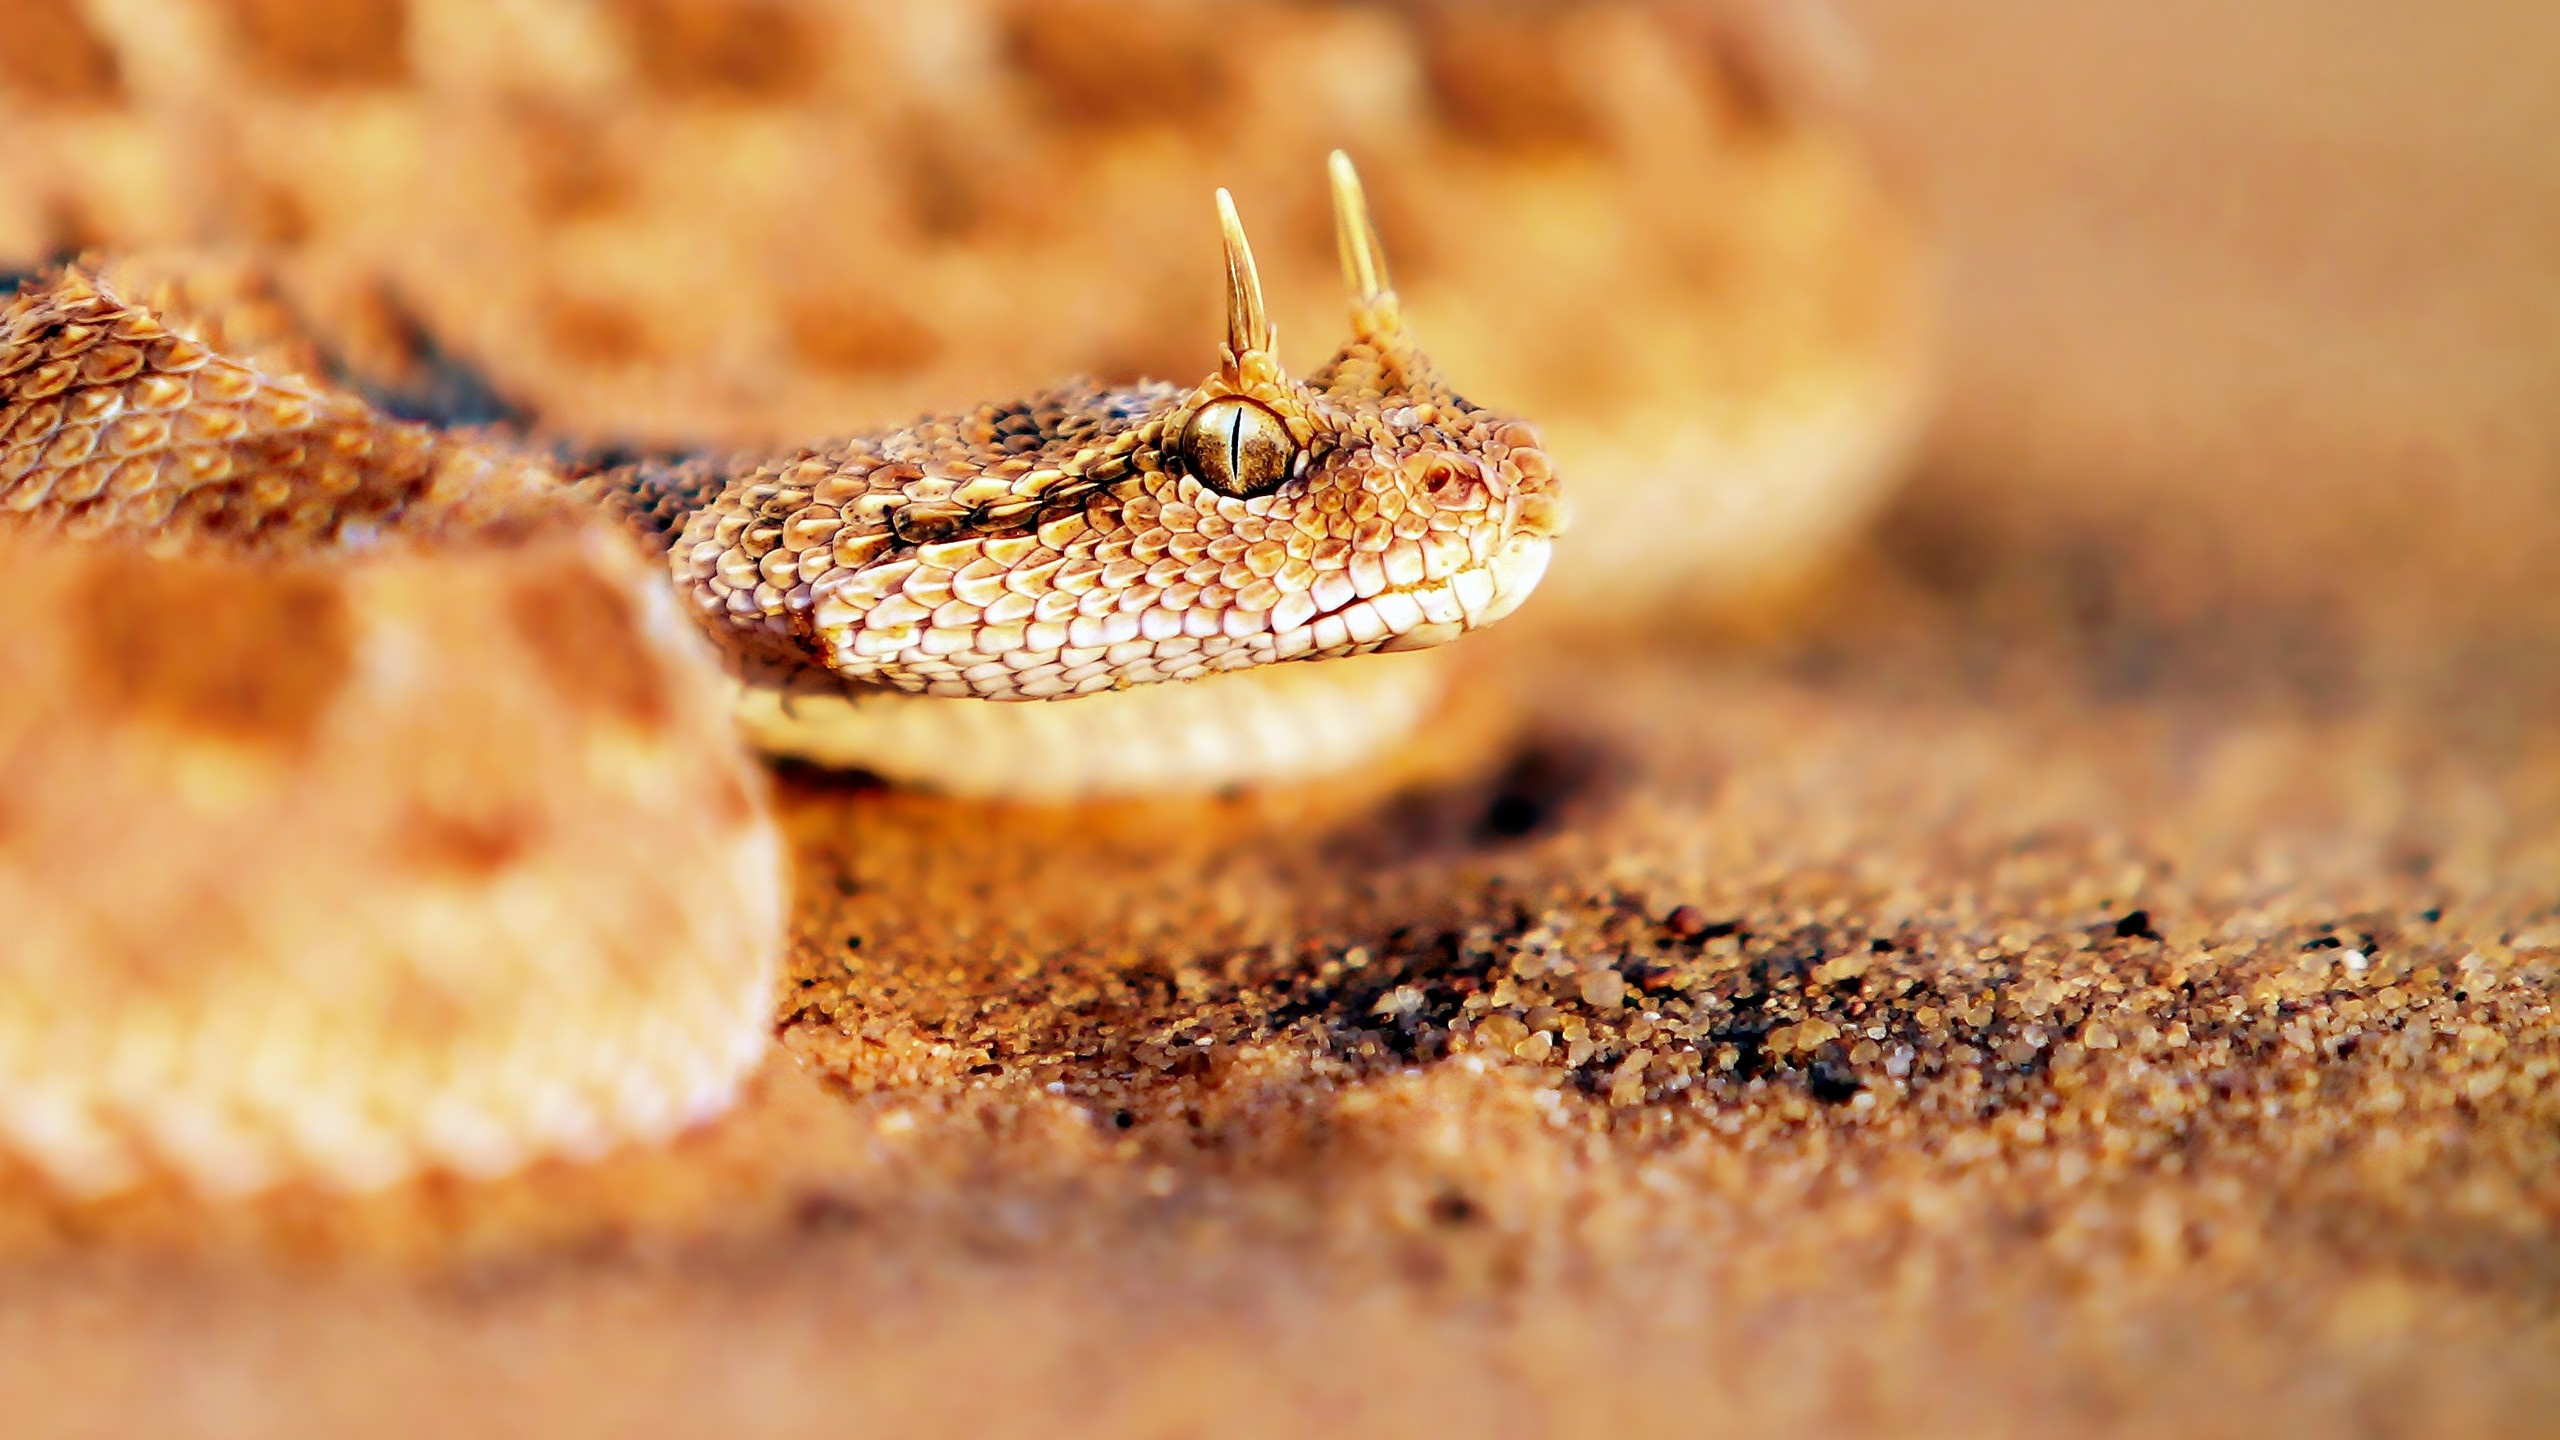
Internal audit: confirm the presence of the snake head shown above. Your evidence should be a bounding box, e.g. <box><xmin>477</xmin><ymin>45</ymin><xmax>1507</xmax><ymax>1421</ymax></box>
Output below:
<box><xmin>1151</xmin><ymin>154</ymin><xmax>1567</xmax><ymax>661</ymax></box>
<box><xmin>710</xmin><ymin>156</ymin><xmax>1563</xmax><ymax>701</ymax></box>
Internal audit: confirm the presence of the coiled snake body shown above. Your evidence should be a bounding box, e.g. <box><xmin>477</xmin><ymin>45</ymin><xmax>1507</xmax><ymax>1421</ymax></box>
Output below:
<box><xmin>0</xmin><ymin>158</ymin><xmax>1563</xmax><ymax>1197</ymax></box>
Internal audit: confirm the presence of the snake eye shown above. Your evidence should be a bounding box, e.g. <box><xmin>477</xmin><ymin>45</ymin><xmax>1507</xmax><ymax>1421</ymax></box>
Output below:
<box><xmin>1180</xmin><ymin>398</ymin><xmax>1295</xmax><ymax>498</ymax></box>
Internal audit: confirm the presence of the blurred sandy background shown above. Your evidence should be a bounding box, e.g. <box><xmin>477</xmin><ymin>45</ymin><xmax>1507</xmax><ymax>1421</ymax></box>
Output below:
<box><xmin>6</xmin><ymin>2</ymin><xmax>2560</xmax><ymax>1436</ymax></box>
<box><xmin>1845</xmin><ymin>0</ymin><xmax>2560</xmax><ymax>652</ymax></box>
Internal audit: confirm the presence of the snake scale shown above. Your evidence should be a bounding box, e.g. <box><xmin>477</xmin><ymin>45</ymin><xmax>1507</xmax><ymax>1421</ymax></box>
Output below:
<box><xmin>0</xmin><ymin>157</ymin><xmax>1564</xmax><ymax>1197</ymax></box>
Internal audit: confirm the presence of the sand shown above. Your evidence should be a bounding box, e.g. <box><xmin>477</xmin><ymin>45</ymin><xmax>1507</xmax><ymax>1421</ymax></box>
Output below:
<box><xmin>5</xmin><ymin>2</ymin><xmax>2560</xmax><ymax>1435</ymax></box>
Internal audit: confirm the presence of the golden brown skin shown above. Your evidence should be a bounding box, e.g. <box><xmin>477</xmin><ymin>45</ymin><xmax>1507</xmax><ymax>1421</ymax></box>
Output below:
<box><xmin>0</xmin><ymin>160</ymin><xmax>1565</xmax><ymax>714</ymax></box>
<box><xmin>0</xmin><ymin>0</ymin><xmax>1926</xmax><ymax>625</ymax></box>
<box><xmin>0</xmin><ymin>518</ymin><xmax>783</xmax><ymax>1199</ymax></box>
<box><xmin>0</xmin><ymin>162</ymin><xmax>1560</xmax><ymax>1195</ymax></box>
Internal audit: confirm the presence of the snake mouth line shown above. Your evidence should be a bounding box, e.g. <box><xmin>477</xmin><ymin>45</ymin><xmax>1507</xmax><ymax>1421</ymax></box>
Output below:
<box><xmin>804</xmin><ymin>532</ymin><xmax>1558</xmax><ymax>698</ymax></box>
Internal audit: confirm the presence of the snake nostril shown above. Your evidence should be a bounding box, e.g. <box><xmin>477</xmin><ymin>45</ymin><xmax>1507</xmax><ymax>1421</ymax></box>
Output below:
<box><xmin>1426</xmin><ymin>462</ymin><xmax>1476</xmax><ymax>506</ymax></box>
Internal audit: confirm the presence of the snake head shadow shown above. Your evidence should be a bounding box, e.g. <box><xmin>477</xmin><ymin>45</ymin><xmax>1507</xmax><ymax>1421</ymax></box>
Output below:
<box><xmin>1149</xmin><ymin>152</ymin><xmax>1567</xmax><ymax>658</ymax></box>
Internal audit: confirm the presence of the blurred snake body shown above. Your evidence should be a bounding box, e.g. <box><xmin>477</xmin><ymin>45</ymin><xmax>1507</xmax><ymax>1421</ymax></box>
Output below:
<box><xmin>0</xmin><ymin>159</ymin><xmax>1564</xmax><ymax>1198</ymax></box>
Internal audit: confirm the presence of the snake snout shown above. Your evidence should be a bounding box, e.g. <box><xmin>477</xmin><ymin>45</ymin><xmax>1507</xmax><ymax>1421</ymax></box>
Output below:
<box><xmin>1477</xmin><ymin>533</ymin><xmax>1556</xmax><ymax>630</ymax></box>
<box><xmin>1499</xmin><ymin>426</ymin><xmax>1568</xmax><ymax>537</ymax></box>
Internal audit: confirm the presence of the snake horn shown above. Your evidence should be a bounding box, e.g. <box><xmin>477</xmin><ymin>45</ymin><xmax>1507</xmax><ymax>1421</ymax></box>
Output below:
<box><xmin>1215</xmin><ymin>187</ymin><xmax>1274</xmax><ymax>376</ymax></box>
<box><xmin>1328</xmin><ymin>151</ymin><xmax>1394</xmax><ymax>307</ymax></box>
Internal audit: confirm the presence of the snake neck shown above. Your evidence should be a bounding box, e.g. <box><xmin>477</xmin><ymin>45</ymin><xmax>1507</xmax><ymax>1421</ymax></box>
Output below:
<box><xmin>552</xmin><ymin>381</ymin><xmax>1184</xmax><ymax>559</ymax></box>
<box><xmin>556</xmin><ymin>448</ymin><xmax>738</xmax><ymax>554</ymax></box>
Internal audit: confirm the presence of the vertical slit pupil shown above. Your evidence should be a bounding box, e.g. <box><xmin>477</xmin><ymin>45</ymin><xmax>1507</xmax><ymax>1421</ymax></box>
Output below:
<box><xmin>1183</xmin><ymin>397</ymin><xmax>1292</xmax><ymax>497</ymax></box>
